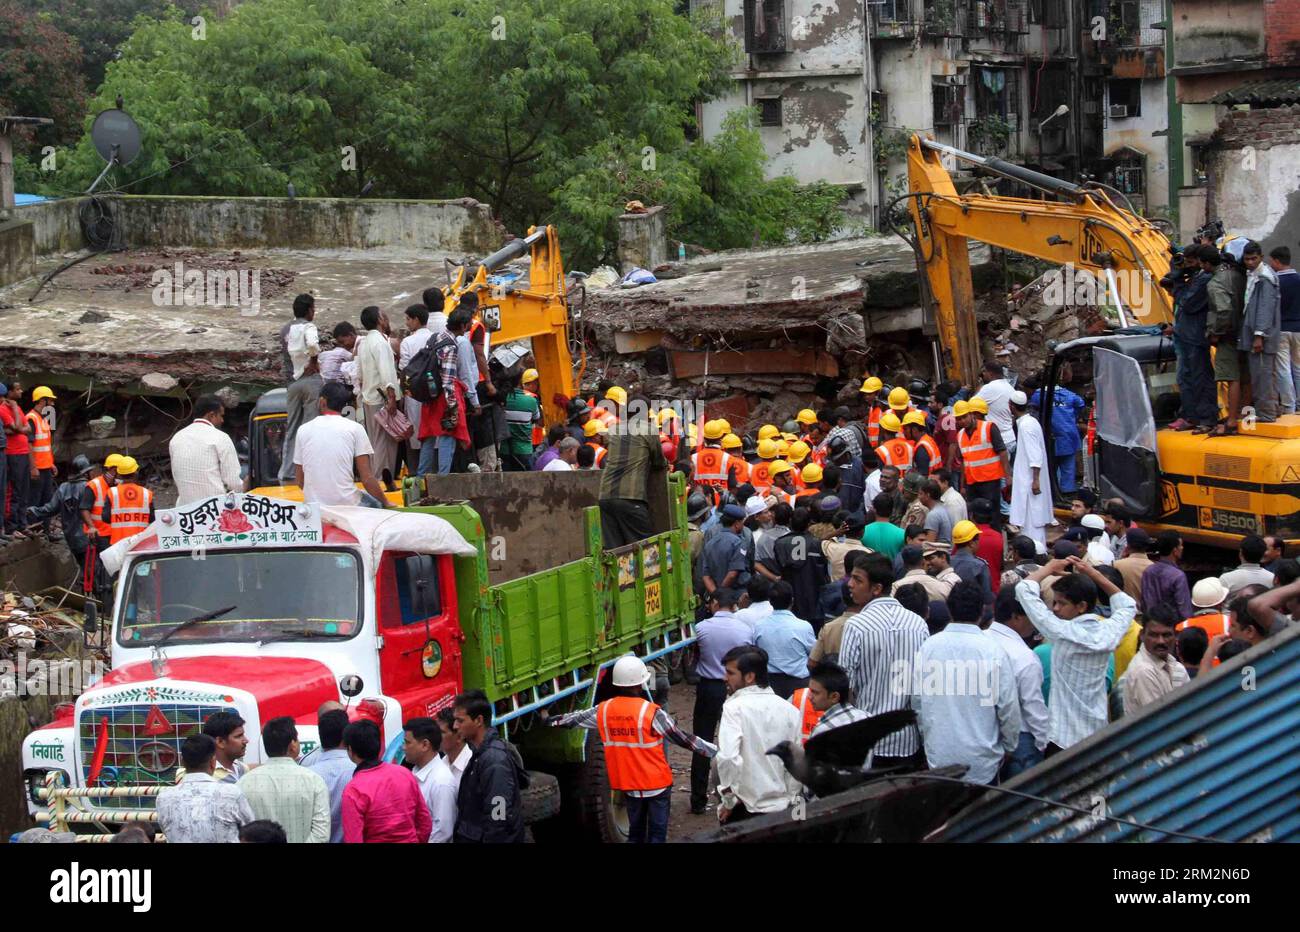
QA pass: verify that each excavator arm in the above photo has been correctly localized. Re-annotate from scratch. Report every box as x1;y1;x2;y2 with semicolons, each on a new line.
446;224;577;425
903;134;1176;385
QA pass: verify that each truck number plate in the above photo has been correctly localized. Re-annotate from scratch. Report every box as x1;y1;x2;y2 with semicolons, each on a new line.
1198;507;1262;534
644;581;662;617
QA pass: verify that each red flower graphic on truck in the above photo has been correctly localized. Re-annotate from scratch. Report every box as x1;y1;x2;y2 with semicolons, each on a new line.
218;507;256;536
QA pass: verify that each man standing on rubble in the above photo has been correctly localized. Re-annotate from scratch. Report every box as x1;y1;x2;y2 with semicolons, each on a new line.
0;381;33;538
356;306;402;482
598;404;667;548
28;454;94;563
25;386;57;537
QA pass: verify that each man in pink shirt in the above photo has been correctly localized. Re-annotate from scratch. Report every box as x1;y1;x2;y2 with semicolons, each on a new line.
340;720;431;843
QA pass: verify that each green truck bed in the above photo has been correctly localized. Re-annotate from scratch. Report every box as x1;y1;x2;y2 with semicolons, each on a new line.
400;471;696;764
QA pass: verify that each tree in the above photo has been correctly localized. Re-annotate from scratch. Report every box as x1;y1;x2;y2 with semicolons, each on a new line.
0;2;87;151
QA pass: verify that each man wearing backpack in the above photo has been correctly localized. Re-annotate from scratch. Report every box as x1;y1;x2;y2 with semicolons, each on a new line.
413;307;472;475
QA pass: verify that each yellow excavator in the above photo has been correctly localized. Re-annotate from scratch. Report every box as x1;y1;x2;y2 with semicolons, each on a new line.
902;134;1300;551
246;224;579;494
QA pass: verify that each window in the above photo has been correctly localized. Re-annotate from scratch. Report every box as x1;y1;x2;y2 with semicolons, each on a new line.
392;555;442;626
1108;79;1141;118
744;0;787;53
758;97;783;127
876;0;911;22
933;83;964;128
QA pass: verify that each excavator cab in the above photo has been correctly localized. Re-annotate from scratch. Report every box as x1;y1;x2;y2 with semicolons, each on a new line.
1043;334;1174;518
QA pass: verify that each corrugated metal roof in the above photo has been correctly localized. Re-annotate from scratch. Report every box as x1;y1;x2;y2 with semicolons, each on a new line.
1210;79;1300;105
932;621;1300;842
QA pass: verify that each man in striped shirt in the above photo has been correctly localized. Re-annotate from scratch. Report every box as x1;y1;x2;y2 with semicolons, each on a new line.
1014;556;1138;753
837;555;929;769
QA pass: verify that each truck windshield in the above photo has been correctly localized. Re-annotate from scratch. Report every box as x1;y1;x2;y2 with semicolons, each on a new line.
118;549;361;646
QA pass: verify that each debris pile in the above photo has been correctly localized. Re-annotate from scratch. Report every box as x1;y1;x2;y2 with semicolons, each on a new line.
89;249;298;298
0;590;106;699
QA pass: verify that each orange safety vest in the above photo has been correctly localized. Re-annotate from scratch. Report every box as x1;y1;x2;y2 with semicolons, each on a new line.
585;442;607;468
866;407;883;448
691;447;729;488
749;460;775;494
876;437;914;473
728;455;750;486
86;475;112;538
26;410;53;470
914;434;942;475
790;688;823;745
468;320;489;384
596;696;674;792
958;420;1005;483
770;486;797;506
107;482;153;545
1178;612;1229;666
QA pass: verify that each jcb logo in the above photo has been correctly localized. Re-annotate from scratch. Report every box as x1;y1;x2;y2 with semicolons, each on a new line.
1159;481;1180;516
1198;506;1214;529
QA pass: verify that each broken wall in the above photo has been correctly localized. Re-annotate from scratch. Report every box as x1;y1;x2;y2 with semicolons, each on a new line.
0;219;34;289
1207;104;1300;247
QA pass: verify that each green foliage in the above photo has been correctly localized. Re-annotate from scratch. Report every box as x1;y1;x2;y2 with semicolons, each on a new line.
551;110;846;267
0;1;87;151
967;114;1012;154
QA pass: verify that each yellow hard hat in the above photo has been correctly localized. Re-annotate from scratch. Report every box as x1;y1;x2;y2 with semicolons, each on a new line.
888;387;911;411
104;454;126;470
796;408;818;426
757;424;780;441
721;433;742;450
583;419;605;438
716;418;732;435
902;410;927;428
657;408;678;425
703;419;727;441
31;386;57;403
687;423;698;441
781;432;799;444
769;459;793;477
800;463;824;484
952;520;980;545
604;386;627;406
860;376;883;394
776;439;791;457
522;368;540;385
952;400;971;417
787;441;811;464
757;438;780;459
879;412;902;433
115;456;139;477
968;396;989;415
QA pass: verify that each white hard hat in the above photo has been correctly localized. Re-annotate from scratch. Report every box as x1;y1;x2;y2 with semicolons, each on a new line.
1191;577;1228;609
744;495;769;518
611;654;651;688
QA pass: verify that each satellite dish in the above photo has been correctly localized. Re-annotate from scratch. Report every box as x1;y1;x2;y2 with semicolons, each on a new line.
90;108;141;167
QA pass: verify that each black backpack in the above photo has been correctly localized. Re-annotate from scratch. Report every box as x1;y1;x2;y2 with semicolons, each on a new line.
404;333;456;403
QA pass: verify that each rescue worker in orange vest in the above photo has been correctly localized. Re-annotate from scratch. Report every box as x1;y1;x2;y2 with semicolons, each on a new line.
794;462;823;502
721;433;749;485
593;386;625;429
546;654;717;843
785;440;811;490
583;419;609;468
789;686;823;745
954;399;1009;529
520;369;546;450
768;459;798;505
691;420;732;491
26;386;58;535
859;376;886;448
874;412;914;473
795;408;818;445
902;410;942;476
748;438;781;495
80;454;124;550
757;424;781;444
1177;577;1231;667
104;457;155;546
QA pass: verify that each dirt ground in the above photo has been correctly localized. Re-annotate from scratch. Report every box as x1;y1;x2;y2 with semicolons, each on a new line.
661;679;720;841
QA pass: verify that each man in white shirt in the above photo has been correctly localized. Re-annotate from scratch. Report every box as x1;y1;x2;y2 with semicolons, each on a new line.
974;360;1017;455
1008;391;1055;547
912;581;1020;785
293;381;391;507
157;734;254;844
238;717;331;843
936;469;967;526
403;717;457;843
355;306;401;481
1219;534;1275;596
716;645;802;823
168;395;245;505
319;322;357;383
1014;556;1138;753
436;710;473;793
399;305;435;473
732;576;774;629
1079;514;1116;566
542;437;579;471
422;287;449;335
988;588;1051;778
1118;605;1189;715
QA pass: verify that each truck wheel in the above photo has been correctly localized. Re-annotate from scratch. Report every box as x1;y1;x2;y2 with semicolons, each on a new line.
521;771;561;825
574;732;629;844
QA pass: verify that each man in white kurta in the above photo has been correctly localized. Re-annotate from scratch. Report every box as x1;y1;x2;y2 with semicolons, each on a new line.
1009;391;1055;547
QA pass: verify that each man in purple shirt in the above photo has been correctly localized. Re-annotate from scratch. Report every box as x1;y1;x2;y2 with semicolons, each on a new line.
689;587;756;814
341;720;431;843
532;425;567;471
1140;530;1194;620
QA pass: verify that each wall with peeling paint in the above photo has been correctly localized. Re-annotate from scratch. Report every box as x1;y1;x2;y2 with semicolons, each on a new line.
1104;78;1172;214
